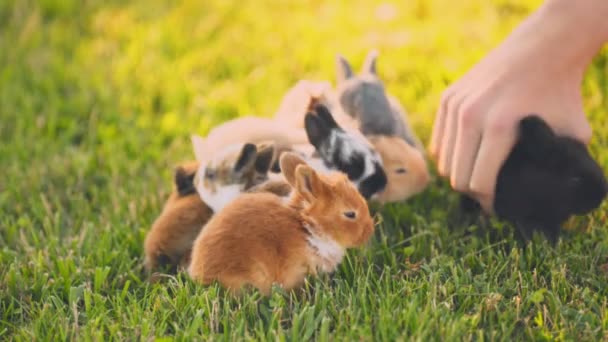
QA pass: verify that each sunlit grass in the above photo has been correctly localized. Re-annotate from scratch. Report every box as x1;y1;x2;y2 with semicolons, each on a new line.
1;0;607;339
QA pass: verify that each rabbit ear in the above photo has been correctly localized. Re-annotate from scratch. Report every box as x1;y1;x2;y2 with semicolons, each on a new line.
337;55;354;83
254;143;276;174
233;143;258;174
279;152;308;186
294;164;327;202
362;49;378;75
305;112;333;150
191;134;206;162
518;115;556;157
174;165;197;196
313;104;339;129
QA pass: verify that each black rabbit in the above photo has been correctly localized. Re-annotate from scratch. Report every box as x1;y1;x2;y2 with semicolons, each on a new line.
461;115;608;242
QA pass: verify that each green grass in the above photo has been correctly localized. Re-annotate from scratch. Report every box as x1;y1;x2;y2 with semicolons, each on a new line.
2;0;608;340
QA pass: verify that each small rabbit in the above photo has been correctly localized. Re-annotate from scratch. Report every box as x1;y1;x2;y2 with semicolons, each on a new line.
334;50;430;203
144;142;277;273
367;135;430;203
191;140;276;212
144;161;211;273
335;50;423;149
461;115;608;242
303;104;387;199
188;152;375;295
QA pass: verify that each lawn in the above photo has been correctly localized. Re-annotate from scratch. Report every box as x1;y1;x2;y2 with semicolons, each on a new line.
2;0;608;340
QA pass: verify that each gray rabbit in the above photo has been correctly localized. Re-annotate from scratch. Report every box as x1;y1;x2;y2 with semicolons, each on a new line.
330;50;430;202
335;50;423;151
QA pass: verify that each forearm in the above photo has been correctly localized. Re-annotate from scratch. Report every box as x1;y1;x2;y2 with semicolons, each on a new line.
486;0;608;78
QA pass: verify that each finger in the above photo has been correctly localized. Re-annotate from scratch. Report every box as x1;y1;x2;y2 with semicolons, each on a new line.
450;106;482;192
475;193;494;215
438;95;467;177
429;91;453;159
280;80;310;105
286;80;311;97
469;119;517;213
308;81;332;98
429;104;446;160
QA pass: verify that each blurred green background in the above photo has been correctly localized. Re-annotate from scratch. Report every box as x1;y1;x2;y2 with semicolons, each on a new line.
2;0;608;339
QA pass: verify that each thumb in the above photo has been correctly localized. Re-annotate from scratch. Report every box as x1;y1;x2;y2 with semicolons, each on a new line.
570;112;592;144
308;81;332;98
547;110;591;145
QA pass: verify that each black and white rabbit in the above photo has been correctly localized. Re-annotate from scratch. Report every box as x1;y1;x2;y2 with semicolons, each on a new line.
303;103;388;199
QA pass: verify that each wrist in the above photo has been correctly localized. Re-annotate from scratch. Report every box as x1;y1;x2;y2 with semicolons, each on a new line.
537;0;608;67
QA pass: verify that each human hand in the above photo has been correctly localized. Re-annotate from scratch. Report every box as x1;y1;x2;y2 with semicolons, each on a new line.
274;80;333;125
429;0;605;213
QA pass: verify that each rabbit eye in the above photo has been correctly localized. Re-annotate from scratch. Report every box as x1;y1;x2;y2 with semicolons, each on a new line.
395;168;407;174
343;211;356;219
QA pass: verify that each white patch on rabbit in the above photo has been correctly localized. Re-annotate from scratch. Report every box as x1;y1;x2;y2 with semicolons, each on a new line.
357;154;381;187
197;182;243;213
280;194;293;205
268;172;285;182
304;156;333;174
209;143;246;165
193;143;251;212
288;144;334;175
304;224;345;273
330;129;383;185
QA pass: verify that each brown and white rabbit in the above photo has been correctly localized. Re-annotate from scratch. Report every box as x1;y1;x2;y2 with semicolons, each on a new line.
188;152;375;295
144;142;276;273
191;139;277;212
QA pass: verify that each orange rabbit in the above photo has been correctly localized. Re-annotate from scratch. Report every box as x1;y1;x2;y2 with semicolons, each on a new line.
144;162;210;273
188;152;375;295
